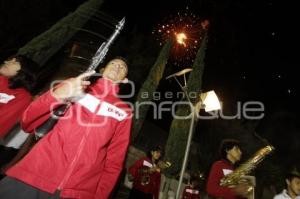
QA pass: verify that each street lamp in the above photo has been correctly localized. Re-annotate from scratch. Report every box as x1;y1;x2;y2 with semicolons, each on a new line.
167;68;221;199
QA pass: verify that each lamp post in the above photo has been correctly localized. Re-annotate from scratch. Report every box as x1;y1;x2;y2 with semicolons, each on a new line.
167;69;221;199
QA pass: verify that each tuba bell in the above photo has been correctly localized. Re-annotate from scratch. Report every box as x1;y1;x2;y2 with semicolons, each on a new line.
220;145;274;199
220;145;274;187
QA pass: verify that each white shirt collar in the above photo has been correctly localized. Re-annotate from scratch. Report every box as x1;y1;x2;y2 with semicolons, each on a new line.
281;189;300;199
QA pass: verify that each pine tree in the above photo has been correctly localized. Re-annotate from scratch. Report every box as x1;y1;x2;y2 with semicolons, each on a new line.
18;0;104;66
165;34;207;176
131;39;173;142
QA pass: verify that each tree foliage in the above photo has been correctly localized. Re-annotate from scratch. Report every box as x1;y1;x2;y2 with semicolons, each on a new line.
131;39;173;142
164;34;207;176
18;0;104;66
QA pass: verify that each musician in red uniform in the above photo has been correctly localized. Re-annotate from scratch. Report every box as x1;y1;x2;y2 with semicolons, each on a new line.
0;57;132;199
206;139;249;199
0;55;40;177
128;146;163;199
0;55;39;138
182;176;201;199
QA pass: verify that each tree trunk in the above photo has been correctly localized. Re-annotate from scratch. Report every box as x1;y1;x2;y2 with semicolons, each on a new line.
165;34;207;176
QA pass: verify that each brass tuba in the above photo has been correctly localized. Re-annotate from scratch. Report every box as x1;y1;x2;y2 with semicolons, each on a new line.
220;145;274;187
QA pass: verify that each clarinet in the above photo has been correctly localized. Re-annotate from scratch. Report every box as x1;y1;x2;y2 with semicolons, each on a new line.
35;17;126;138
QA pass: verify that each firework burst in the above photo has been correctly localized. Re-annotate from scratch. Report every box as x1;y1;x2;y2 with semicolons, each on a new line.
152;8;208;66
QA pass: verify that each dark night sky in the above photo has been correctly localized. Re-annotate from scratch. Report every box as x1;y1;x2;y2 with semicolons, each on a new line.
101;0;299;113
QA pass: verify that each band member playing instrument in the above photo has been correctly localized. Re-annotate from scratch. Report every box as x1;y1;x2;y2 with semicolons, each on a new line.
0;57;132;199
0;55;40;138
0;55;41;177
206;139;249;199
128;146;163;199
181;175;201;199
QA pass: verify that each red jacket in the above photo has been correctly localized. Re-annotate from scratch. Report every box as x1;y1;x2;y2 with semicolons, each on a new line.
7;79;132;199
182;185;200;199
206;159;240;199
128;157;161;199
0;76;32;138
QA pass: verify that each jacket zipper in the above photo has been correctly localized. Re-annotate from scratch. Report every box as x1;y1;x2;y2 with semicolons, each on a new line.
57;103;100;190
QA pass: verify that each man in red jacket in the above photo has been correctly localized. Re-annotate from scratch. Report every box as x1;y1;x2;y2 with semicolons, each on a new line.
128;146;163;199
0;57;132;199
206;139;249;199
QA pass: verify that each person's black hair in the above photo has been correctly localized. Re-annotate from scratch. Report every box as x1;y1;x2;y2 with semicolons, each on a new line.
219;139;241;160
113;56;129;68
89;56;129;84
190;175;200;183
147;146;163;163
7;55;40;95
286;166;300;182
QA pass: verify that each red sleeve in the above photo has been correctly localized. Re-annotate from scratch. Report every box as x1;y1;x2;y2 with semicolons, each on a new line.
95;114;132;199
0;92;31;138
128;158;145;179
21;90;62;133
181;187;188;199
206;162;236;197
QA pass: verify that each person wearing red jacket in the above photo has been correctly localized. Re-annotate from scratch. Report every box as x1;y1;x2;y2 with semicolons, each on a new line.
206;139;249;199
0;55;40;176
182;176;201;199
0;55;39;138
128;146;162;199
0;57;133;199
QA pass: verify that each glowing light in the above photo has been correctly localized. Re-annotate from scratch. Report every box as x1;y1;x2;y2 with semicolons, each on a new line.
153;7;209;66
200;90;221;112
176;32;187;47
